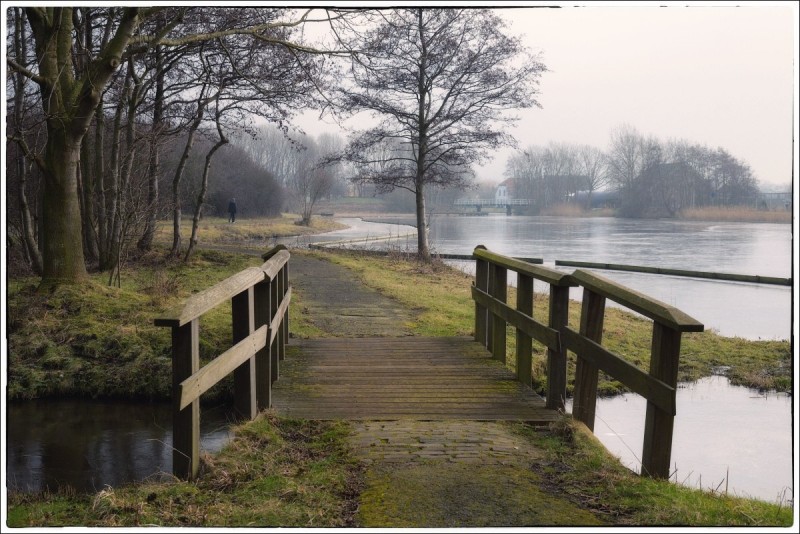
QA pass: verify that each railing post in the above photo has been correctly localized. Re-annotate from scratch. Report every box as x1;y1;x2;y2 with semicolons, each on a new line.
172;319;200;480
546;285;570;410
282;262;290;348
641;323;682;478
270;274;280;384
489;263;508;362
254;279;272;411
277;265;286;362
516;273;533;386
474;248;489;348
232;287;257;420
572;289;605;430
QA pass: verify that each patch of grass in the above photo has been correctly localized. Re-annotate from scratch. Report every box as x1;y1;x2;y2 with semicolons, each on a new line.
151;214;347;248
6;413;364;528
6;248;263;401
512;418;793;526
308;249;791;395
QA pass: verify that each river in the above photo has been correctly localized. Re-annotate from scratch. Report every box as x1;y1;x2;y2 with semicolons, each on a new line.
6;214;795;505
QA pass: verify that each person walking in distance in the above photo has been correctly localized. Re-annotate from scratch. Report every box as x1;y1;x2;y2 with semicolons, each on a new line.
228;198;237;223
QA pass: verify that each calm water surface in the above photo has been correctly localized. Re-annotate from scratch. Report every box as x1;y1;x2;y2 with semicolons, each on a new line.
6;400;234;493
566;376;793;504
429;215;793;340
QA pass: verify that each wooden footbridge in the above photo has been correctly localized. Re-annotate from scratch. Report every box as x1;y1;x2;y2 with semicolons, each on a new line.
156;245;703;482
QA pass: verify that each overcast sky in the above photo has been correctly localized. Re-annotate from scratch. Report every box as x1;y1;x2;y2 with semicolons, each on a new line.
296;2;797;188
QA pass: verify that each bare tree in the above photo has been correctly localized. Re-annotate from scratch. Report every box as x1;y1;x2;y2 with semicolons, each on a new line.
332;8;545;260
7;6;341;288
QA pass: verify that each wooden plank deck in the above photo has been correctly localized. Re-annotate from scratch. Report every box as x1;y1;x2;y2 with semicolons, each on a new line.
272;337;559;423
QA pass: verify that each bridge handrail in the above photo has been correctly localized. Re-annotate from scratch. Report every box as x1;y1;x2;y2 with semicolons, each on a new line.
470;246;704;480
471;245;574;411
155;249;289;327
154;245;291;480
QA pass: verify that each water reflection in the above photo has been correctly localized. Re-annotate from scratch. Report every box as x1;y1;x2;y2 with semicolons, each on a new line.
6;400;234;493
566;376;793;504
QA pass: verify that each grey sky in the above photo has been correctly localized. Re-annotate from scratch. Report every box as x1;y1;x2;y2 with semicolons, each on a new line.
297;2;797;187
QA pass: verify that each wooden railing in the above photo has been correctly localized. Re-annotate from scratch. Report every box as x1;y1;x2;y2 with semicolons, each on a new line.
155;245;291;480
471;247;704;479
472;245;577;410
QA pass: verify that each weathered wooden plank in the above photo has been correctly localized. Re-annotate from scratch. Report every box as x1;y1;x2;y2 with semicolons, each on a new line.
561;327;675;414
570;270;704;332
155;267;264;327
179;325;268;410
473;247;576;286
556;259;791;286
273;337;557;423
471;286;560;351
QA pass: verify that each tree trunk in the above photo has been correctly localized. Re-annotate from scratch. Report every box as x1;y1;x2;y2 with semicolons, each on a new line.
40;126;88;287
184;137;227;262
138;46;164;252
414;185;430;261
80;137;99;262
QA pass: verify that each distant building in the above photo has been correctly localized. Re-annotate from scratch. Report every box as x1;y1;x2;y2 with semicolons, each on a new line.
495;179;514;203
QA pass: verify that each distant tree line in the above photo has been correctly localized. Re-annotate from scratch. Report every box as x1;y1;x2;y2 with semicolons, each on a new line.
504;124;762;217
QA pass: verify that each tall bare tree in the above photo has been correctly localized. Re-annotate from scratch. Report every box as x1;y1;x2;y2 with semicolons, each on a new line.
332;8;546;260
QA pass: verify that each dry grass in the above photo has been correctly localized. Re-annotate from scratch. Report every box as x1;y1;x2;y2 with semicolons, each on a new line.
679;206;791;224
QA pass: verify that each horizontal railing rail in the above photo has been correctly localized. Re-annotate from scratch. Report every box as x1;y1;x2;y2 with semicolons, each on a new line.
155;245;291;480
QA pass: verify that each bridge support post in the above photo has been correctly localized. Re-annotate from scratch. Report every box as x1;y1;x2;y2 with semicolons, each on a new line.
546;286;570;410
233;287;257;420
172;319;200;480
641;324;682;479
474;248;489;348
515;274;533;386
254;280;272;410
572;289;605;430
488;263;508;362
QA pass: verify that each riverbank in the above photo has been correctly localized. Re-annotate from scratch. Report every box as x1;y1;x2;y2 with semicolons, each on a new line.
5;248;794;527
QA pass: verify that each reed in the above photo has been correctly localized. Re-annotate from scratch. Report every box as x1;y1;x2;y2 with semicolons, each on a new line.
679;206;791;224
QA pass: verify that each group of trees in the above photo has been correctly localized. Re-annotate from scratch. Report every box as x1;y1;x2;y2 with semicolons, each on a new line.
504;125;761;217
7;6;544;285
6;7;340;285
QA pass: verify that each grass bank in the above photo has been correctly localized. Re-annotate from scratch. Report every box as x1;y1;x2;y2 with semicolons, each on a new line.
152;213;347;248
6;414;364;527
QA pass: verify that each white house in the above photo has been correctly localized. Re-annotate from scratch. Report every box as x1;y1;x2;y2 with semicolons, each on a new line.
495;179;513;203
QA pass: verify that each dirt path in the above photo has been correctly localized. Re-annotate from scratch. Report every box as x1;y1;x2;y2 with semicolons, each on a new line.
284;250;604;527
